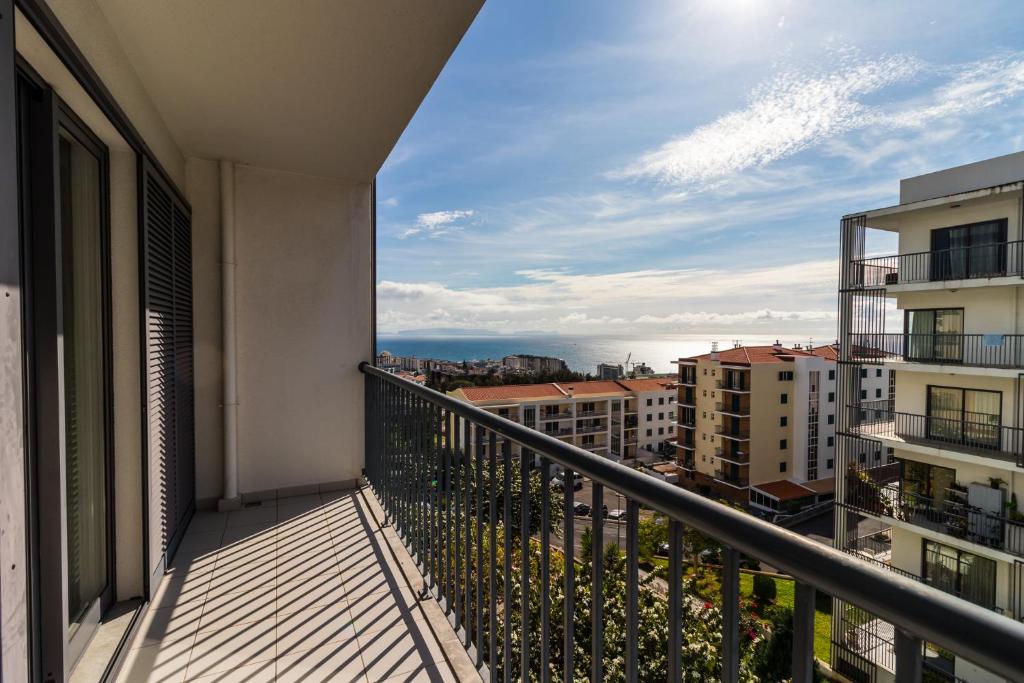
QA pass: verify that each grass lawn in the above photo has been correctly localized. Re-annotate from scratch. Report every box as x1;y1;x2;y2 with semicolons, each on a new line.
738;573;831;664
641;561;833;664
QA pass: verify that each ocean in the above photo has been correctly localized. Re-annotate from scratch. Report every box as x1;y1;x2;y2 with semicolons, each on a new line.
375;334;798;374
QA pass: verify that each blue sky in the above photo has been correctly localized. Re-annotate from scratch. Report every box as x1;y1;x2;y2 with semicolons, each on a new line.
376;0;1024;339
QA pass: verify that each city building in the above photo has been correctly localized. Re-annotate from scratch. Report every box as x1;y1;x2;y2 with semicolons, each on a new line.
502;353;568;374
596;362;624;379
449;377;676;463
835;151;1024;683
673;343;888;512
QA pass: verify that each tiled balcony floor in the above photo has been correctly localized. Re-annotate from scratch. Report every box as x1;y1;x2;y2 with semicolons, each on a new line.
118;488;475;682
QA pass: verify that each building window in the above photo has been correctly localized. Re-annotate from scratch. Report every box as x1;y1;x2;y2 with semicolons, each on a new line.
646;429;652;437
703;368;707;375
828;392;834;403
876;368;882;378
860;368;867;378
702;411;706;418
668;412;674;420
780;416;787;427
827;414;834;425
659;412;664;420
860;389;867;399
826;458;834;469
646;414;652;422
780;393;788;404
778;371;793;381
779;439;787;449
779;462;787;472
646;398;653;406
669;396;675;403
828;369;835;380
659;397;665;405
875;388;882;398
827;436;834;447
923;541;996;609
702;390;707;397
658;427;664;435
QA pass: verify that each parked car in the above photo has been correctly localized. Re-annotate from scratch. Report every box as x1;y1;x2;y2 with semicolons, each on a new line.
573;501;591;516
656;542;670;557
551;477;583;492
698;548;759;568
607;509;627;521
590;504;609;518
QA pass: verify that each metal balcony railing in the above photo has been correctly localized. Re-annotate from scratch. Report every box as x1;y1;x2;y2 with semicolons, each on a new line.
575;424;605;435
845;241;1024;289
848;333;1024;369
575;410;604;419
846;480;1024;561
715;424;750;441
361;363;1024;682
540;411;573;421
847;401;1024;467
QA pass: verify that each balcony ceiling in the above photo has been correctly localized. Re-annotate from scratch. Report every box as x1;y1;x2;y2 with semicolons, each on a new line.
96;0;482;181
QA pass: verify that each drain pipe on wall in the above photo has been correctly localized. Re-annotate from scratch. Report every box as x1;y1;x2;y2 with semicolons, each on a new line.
219;160;241;510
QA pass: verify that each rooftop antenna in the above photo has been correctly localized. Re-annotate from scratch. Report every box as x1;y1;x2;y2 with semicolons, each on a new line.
733;339;742;349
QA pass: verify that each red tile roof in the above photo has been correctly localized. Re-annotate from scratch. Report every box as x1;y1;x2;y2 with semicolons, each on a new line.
455;384;566;401
682;345;815;365
752;479;816;501
559;380;628;396
809;345;839;361
615;378;675;392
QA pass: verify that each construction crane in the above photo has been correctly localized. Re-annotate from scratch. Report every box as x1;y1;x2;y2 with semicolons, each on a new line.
623;352;631;379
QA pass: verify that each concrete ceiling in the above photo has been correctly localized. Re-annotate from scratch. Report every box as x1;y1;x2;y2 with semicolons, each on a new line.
96;0;483;181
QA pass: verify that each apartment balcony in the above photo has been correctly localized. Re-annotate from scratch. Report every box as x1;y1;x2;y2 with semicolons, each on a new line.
846;480;1024;560
720;379;750;394
849;333;1024;372
847;401;1024;467
575;424;606;435
119;489;474;681
715;447;750;465
575;410;605;419
715;401;751;418
543;427;574;437
540;411;574;421
713;468;749;489
715;424;751;441
845;241;1024;291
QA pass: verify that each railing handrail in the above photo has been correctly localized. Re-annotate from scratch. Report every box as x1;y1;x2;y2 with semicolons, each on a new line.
851;239;1024;266
361;362;1024;680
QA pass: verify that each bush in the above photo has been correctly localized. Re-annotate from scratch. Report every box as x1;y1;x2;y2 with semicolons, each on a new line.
752;605;793;682
752;574;777;604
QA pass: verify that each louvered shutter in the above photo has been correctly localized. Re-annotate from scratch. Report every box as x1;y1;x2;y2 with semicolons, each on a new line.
141;160;194;589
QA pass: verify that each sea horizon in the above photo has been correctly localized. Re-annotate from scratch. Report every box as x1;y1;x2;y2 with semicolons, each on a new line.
376;332;834;374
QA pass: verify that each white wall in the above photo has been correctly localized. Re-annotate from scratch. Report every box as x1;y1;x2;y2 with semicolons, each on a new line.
895;196;1021;255
185;158;223;504
234;165;372;495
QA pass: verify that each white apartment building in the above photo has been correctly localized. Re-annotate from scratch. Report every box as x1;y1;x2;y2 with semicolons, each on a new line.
449;378;675;464
835;151;1024;683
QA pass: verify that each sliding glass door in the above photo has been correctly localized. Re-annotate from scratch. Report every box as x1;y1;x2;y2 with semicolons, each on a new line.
929;220;1007;281
18;72;113;677
905;309;963;362
59;131;109;637
926;386;1001;450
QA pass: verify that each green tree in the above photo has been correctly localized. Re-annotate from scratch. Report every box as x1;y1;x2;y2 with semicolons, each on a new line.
637;514;667;563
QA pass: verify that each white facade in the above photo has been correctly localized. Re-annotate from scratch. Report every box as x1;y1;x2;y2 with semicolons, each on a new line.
837;152;1024;682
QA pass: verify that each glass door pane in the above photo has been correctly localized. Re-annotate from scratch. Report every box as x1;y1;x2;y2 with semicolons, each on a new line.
933;309;963;362
963;389;1000;450
59;132;108;628
968;220;1005;278
927;387;963;444
906;310;935;361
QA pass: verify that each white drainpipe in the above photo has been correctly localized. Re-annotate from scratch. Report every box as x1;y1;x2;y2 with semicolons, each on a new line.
220;160;239;506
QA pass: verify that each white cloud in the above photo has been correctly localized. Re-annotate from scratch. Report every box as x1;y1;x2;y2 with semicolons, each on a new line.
377;259;839;336
398;209;476;239
618;51;1024;187
381;197;399;207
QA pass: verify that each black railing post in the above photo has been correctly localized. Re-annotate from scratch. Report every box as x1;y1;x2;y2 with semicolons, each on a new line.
792;582;816;683
625;500;640;683
520;448;532;682
592;481;604;683
563;466;575;683
721;547;740;683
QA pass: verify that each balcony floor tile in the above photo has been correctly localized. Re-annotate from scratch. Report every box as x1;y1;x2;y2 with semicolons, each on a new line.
118;489;473;683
